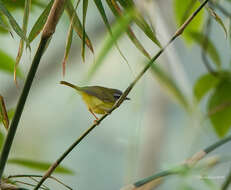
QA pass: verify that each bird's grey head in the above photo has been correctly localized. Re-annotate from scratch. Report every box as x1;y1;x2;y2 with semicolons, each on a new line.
113;90;130;100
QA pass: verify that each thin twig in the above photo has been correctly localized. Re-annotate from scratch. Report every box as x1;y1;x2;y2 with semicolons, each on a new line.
33;0;211;189
29;177;49;190
209;1;231;18
222;167;231;190
14;180;47;190
7;174;73;190
121;134;231;189
0;0;67;181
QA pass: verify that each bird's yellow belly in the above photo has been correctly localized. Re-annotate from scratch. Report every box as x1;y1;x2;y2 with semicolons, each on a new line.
81;93;114;114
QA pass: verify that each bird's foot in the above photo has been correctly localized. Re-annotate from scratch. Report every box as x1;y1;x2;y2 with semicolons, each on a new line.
94;119;99;125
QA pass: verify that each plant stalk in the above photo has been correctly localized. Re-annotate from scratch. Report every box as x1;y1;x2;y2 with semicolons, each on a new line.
0;0;67;181
0;36;49;180
34;0;210;189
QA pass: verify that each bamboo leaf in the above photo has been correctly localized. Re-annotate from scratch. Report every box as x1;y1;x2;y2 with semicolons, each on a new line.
194;73;221;102
62;18;75;77
93;0;130;65
149;63;189;110
65;0;94;53
106;0;151;59
28;0;53;43
117;0;161;47
0;95;9;130
189;32;221;68
209;8;227;38
0;49;23;77
208;79;231;137
198;0;227;38
14;0;31;85
0;14;10;32
8;158;74;174
87;9;135;80
93;0;111;31
0;0;29;45
174;0;204;43
81;0;88;62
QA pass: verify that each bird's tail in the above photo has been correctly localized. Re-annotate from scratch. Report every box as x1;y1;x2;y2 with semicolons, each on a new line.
60;81;82;91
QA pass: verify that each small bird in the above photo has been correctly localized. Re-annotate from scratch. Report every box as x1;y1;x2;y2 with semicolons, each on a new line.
60;81;130;120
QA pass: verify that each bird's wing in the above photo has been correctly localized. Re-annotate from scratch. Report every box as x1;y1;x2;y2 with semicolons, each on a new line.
82;86;117;103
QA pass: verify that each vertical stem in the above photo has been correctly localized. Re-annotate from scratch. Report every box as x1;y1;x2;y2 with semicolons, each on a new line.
0;36;49;179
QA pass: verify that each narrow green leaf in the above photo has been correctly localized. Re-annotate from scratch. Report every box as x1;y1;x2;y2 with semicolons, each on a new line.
0;14;10;32
194;73;221;102
87;9;135;80
208;8;227;38
65;0;94;53
149;63;189;110
0;95;9;130
117;0;161;47
93;0;129;66
62;17;74;76
106;0;151;59
15;0;31;84
208;79;231;137
0;130;4;150
174;0;204;43
28;0;53;43
197;0;227;38
81;0;88;62
8;158;74;174
93;0;111;31
189;32;221;68
62;0;80;76
0;0;29;44
0;50;22;77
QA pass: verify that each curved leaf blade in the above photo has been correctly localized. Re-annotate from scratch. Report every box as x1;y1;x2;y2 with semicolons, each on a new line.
0;0;29;44
208;79;231;137
189;32;221;68
174;0;204;43
65;0;94;53
149;63;189;110
8;158;74;174
28;0;53;43
15;0;31;84
0;50;22;77
87;9;135;80
194;73;221;102
0;95;9;130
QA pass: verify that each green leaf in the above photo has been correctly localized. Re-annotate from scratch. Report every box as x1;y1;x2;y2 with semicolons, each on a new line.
15;0;31;83
0;130;4;150
93;0;111;31
1;0;44;10
174;0;204;43
194;73;221;102
189;32;221;68
28;0;54;43
81;0;88;62
149;63;189;110
106;0;151;59
117;0;161;47
0;50;22;77
208;79;231;137
8;158;74;174
0;14;10;33
65;0;94;53
0;95;9;130
86;8;135;80
62;14;74;76
0;0;29;45
207;7;227;38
